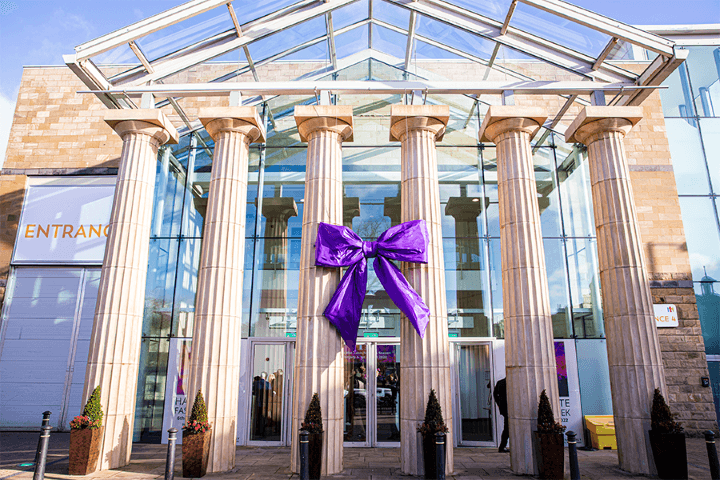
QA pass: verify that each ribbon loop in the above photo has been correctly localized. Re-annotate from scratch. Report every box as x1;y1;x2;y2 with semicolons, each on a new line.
315;220;431;351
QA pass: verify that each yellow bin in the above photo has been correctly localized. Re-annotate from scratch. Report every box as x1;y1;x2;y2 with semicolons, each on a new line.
585;415;617;450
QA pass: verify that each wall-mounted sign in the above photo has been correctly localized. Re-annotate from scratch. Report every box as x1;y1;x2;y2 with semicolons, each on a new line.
13;180;115;265
654;304;679;328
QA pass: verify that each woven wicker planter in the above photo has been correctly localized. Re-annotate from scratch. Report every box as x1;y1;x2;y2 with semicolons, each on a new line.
68;427;103;475
182;430;211;478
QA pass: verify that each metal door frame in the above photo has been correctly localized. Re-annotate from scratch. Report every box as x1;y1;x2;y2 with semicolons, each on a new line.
450;338;496;447
245;338;295;446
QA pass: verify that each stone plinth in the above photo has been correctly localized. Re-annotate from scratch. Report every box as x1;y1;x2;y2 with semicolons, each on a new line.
390;104;454;476
86;110;177;470
187;107;265;473
566;106;666;475
479;106;559;475
291;105;353;476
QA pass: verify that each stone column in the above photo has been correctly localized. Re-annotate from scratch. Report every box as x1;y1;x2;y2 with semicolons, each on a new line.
291;106;353;475
390;105;454;476
186;107;265;472
479;106;559;475
86;110;177;470
566;106;665;475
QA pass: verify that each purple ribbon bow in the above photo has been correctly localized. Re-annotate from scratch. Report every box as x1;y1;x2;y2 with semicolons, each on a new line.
315;219;431;351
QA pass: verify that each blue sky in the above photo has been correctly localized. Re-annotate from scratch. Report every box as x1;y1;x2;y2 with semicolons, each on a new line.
0;0;718;166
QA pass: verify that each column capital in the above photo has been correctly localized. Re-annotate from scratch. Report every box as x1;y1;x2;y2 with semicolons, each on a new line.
478;106;546;143
389;104;449;142
199;107;266;143
104;109;179;145
294;105;354;142
565;106;642;145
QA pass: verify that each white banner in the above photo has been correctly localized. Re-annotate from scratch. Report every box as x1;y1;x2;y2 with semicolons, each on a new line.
555;340;583;446
162;338;192;444
13;182;114;264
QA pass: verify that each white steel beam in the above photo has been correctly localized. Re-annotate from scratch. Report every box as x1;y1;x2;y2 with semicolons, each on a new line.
500;0;518;36
227;3;242;36
517;0;675;56
592;37;618;70
532;93;577;152
619;48;689;106
404;11;417;70
326;12;338;69
385;0;638;83
128;41;155;74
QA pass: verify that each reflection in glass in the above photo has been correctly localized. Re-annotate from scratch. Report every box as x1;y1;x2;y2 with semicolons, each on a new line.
566;239;604;338
684;46;720;118
376;345;401;443
666;118;710;194
534;147;562;237
697;279;720;356
172;238;201;338
344;345;368;443
144;238;179;337
489;239;504;338
457;344;493;442
133;338;169;443
678;197;720;280
700;119;720;190
250;344;286;441
544;240;572;338
556;144;596;237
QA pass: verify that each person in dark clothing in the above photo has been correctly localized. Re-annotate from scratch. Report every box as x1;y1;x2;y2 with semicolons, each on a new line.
493;378;509;453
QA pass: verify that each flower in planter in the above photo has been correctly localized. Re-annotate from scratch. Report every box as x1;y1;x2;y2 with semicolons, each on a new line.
301;393;324;434
70;386;103;430
537;389;565;434
183;390;212;435
417;389;448;436
651;388;683;434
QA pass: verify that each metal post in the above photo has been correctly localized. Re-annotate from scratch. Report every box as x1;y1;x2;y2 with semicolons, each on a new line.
33;411;52;466
435;432;446;480
706;431;720;480
299;430;309;480
165;428;178;480
567;430;580;480
33;425;51;480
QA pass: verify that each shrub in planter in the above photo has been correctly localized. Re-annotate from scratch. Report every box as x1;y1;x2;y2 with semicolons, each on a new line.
301;393;324;480
649;388;687;480
182;390;211;478
69;386;104;475
417;389;448;480
534;389;565;480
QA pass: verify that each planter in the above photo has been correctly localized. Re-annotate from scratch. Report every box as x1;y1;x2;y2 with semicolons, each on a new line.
534;432;564;480
422;433;439;479
649;430;688;479
308;432;323;480
183;430;211;478
68;426;103;475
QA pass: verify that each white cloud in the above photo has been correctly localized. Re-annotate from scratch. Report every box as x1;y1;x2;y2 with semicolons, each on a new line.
0;90;16;170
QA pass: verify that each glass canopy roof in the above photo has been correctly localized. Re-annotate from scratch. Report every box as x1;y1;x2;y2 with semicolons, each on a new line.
64;0;686;130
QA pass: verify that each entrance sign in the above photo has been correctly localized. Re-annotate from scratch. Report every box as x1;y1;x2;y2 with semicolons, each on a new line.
13;180;115;264
162;338;192;444
654;304;679;327
555;340;583;446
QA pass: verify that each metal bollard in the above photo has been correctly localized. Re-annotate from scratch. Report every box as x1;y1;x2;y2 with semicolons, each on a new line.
33;425;52;480
706;431;720;480
435;432;446;480
567;430;580;480
299;430;309;480
165;428;178;480
33;411;52;466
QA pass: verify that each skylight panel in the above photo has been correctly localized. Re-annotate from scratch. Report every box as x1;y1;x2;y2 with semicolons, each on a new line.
247;16;326;63
335;25;370;60
373;1;410;30
332;0;370;30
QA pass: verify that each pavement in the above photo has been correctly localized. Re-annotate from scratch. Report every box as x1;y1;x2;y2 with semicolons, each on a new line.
1;432;718;479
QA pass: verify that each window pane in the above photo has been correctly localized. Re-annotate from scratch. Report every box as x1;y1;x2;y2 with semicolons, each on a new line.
666;118;711;195
144;238;180;337
679;197;720;280
566;238;604;338
544;239;571;338
700;118;720;190
660;62;697;118
696;281;720;356
556;143;596;237
684;46;720;118
133;337;169;443
173;238;201;338
535;147;562;237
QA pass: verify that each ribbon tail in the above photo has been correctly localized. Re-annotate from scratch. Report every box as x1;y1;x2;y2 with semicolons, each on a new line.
374;256;430;339
323;260;367;351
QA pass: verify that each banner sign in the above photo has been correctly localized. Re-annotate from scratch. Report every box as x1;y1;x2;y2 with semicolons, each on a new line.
13;183;114;264
555;340;583;446
162;338;192;444
654;304;679;327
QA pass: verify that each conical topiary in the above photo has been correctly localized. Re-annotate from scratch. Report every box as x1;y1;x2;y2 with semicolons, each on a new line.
651;388;683;434
82;386;104;427
537;389;565;434
189;390;209;423
301;393;324;434
418;389;448;436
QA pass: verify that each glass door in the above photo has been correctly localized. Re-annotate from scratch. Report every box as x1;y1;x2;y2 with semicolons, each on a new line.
454;343;495;446
344;344;368;444
376;344;400;444
248;342;293;445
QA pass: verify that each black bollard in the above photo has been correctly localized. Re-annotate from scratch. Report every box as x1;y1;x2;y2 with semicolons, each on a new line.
435;432;446;480
299;430;310;480
165;428;178;480
567;430;580;480
33;425;51;480
706;431;720;480
33;411;52;466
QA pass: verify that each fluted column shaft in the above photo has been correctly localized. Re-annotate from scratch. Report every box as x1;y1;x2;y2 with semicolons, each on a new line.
187;109;264;473
291;106;353;475
567;107;665;475
390;105;454;476
480;107;559;475
87;112;177;470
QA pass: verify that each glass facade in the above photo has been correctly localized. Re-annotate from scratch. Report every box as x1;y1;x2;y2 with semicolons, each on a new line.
133;58;606;441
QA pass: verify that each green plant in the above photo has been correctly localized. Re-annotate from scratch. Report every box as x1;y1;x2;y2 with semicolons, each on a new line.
301;393;324;434
70;386;103;430
537;389;565;434
651;388;683;434
417;389;448;436
183;390;211;434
